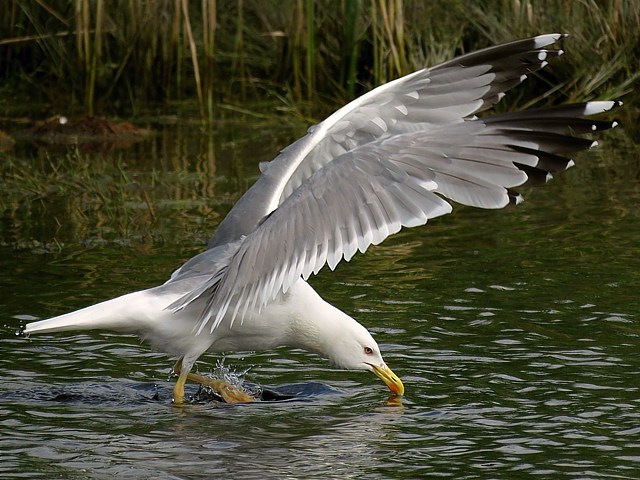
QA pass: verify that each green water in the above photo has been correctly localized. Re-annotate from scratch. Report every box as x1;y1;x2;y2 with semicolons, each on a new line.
1;118;639;479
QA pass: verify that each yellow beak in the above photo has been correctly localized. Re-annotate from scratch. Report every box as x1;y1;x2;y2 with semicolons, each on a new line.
370;363;404;396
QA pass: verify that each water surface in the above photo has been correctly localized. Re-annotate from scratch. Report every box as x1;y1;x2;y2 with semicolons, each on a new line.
1;116;639;479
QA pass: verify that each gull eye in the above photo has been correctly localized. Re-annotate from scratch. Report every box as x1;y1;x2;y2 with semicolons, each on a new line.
364;346;374;355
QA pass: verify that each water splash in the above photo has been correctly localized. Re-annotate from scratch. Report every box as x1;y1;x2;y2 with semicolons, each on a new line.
193;357;262;402
210;357;252;388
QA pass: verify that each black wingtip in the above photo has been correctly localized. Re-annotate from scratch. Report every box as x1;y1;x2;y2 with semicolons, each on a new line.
508;190;524;206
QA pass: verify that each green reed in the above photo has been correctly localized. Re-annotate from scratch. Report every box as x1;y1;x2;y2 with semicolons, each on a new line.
0;0;637;120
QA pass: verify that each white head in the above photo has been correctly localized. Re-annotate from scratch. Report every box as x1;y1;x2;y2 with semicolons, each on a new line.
323;315;404;396
290;292;404;396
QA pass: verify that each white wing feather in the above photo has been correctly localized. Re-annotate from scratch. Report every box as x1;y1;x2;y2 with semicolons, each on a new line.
164;34;620;334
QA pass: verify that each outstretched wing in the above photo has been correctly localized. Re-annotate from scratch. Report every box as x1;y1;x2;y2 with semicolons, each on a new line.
209;34;567;247
174;99;619;333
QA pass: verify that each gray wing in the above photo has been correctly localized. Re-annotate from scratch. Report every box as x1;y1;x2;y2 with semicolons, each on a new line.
172;100;619;333
209;33;567;247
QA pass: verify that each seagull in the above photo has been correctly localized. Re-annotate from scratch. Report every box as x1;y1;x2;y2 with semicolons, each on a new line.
24;34;620;404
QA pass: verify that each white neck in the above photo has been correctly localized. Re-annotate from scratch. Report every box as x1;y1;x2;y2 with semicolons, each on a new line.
280;280;366;368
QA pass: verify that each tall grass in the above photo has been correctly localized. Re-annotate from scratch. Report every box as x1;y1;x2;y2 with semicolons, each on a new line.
465;0;640;106
0;0;637;119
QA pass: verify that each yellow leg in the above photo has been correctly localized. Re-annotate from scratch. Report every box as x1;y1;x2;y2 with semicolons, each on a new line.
186;371;255;403
172;358;255;404
172;358;188;405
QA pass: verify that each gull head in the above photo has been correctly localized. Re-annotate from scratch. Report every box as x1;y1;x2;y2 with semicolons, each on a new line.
286;280;404;396
320;314;405;396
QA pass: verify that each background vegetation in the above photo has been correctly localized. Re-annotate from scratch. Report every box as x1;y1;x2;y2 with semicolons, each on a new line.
1;0;638;121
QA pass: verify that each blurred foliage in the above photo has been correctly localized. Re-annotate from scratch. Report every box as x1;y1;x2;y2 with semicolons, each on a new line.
0;0;637;120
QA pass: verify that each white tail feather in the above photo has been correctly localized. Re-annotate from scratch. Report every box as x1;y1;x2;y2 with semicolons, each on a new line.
24;290;165;335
